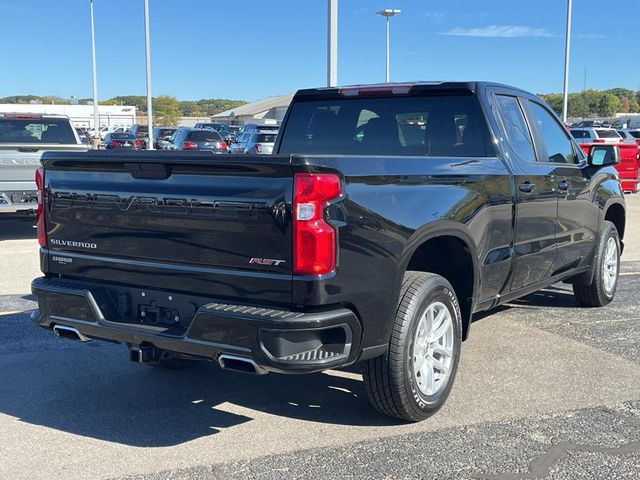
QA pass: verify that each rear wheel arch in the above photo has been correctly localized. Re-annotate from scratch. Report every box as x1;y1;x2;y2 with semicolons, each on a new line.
604;201;625;240
400;225;479;340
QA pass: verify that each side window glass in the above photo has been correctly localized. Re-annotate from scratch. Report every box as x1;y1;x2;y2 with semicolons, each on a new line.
527;101;578;164
495;95;536;163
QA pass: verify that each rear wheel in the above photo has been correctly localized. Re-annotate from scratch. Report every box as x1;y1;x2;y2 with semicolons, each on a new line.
363;272;462;422
573;221;620;307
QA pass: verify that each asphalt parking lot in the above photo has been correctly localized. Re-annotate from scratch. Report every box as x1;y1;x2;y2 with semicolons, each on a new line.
1;196;639;480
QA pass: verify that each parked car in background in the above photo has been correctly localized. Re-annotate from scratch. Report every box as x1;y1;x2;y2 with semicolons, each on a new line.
576;141;639;194
100;132;142;150
0;113;86;213
194;122;237;144
617;129;640;146
75;127;90;146
128;124;149;148
570;128;623;144
171;128;227;153
152;126;177;149
241;123;279;134
612;116;640;130
228;129;278;154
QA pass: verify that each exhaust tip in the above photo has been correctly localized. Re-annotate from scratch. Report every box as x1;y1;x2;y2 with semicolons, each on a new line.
218;354;267;375
52;324;91;342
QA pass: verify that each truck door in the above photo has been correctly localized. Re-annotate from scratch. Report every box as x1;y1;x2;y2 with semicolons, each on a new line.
493;94;558;291
523;100;599;274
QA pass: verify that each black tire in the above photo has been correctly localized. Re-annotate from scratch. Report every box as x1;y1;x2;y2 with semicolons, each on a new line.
363;271;462;422
573;221;620;307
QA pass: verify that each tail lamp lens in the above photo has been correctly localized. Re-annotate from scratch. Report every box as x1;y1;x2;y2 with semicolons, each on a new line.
35;167;46;247
293;173;341;275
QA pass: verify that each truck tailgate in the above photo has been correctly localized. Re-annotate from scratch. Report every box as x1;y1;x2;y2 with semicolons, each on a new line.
0;144;87;183
41;151;293;302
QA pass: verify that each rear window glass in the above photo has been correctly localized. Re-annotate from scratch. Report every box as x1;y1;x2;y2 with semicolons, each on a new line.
629;131;640;139
279;95;490;157
595;129;621;138
570;130;591;139
110;133;137;140
189;130;222;141
256;133;277;143
158;129;175;137
0;118;76;144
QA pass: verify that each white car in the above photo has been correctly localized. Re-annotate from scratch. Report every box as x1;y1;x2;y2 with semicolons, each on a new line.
570;127;623;144
616;129;640;145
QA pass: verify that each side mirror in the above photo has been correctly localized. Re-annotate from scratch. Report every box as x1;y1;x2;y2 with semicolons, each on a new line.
588;144;620;167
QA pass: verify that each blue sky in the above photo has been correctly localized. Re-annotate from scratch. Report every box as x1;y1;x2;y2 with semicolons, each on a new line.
1;0;638;101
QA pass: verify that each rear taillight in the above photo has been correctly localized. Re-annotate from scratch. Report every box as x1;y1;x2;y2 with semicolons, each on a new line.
216;141;228;150
111;140;122;146
182;140;198;149
593;139;606;143
293;173;342;275
132;140;141;148
35;167;46;247
255;144;262;153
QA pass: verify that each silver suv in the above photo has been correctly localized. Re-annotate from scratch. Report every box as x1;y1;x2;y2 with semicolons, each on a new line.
0;113;85;213
229;129;278;154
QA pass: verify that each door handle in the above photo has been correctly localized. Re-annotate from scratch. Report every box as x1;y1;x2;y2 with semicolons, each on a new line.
518;182;535;193
558;179;569;191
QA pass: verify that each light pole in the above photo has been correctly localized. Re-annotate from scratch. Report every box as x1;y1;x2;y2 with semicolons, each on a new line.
89;0;99;142
327;0;338;87
143;0;154;149
562;0;572;123
376;9;401;83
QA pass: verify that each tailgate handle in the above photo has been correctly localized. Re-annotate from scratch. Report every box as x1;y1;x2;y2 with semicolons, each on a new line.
125;163;170;179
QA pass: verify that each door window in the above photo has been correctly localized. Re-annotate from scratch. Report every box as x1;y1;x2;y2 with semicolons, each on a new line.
527;101;579;164
495;95;536;163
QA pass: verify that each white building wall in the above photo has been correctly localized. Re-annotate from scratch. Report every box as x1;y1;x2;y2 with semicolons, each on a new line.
0;104;137;130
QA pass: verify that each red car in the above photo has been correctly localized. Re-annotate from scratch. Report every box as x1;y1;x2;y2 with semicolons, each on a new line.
578;142;639;193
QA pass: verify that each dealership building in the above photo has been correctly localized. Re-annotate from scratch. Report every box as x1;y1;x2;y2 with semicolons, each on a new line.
0;103;137;131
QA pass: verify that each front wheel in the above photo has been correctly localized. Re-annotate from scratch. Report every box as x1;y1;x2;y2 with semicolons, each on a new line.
363;272;462;422
573;220;620;307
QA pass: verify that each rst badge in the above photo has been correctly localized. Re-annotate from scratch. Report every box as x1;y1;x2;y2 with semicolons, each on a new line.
249;258;285;266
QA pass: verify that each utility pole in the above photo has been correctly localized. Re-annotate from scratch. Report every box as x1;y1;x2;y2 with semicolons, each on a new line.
562;0;573;123
376;9;401;83
327;0;338;87
144;0;154;149
89;0;100;143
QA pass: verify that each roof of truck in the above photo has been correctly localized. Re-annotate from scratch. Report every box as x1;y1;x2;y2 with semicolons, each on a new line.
295;81;533;98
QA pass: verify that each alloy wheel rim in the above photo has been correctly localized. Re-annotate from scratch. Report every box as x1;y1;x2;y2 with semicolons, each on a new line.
603;237;618;295
412;301;454;396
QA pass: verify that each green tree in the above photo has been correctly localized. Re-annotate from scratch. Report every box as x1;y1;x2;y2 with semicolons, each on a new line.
568;93;589;117
597;93;621;116
539;93;563;116
100;96;148;111
153;95;181;126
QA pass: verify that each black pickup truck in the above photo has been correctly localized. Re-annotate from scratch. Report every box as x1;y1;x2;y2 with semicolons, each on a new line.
32;82;626;422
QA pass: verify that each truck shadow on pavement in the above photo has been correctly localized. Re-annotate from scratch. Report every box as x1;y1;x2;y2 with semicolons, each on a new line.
0;284;591;448
0;216;37;240
0;340;398;447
